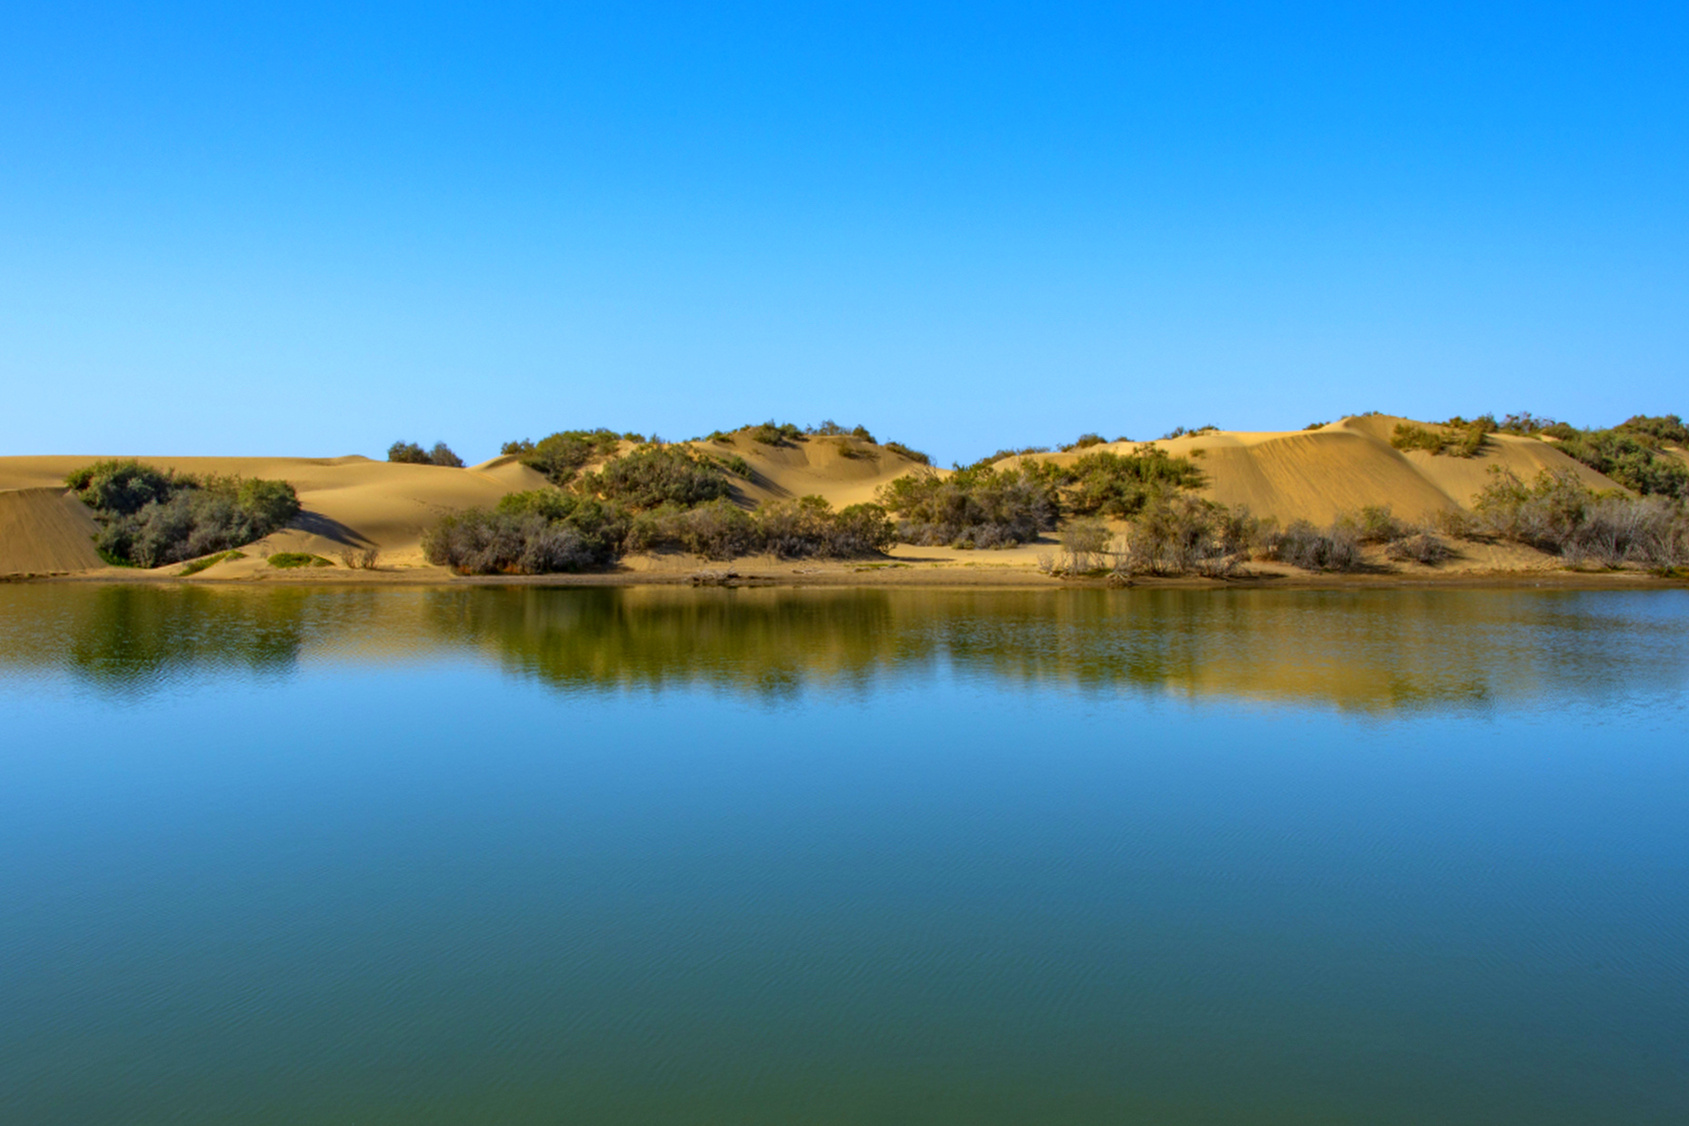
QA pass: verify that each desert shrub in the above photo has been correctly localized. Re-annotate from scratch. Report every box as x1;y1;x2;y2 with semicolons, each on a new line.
423;509;612;574
388;441;430;464
749;496;893;559
878;464;1059;547
1386;533;1455;566
971;446;1051;467
821;503;898;556
1061;433;1106;452
1496;412;1558;435
883;441;931;466
1550;429;1688;498
1056;517;1111;573
1475;468;1688;565
576;447;731;510
389;440;462;467
657;499;762;559
1618;414;1689;446
1562;496;1689;568
1116;495;1257;577
624;496;888;561
67;461;302;568
1305;421;1328;430
1350;505;1408;544
851;425;876;442
1391;419;1490;458
178;550;246;576
832;438;872;460
749;420;805;446
337;546;382;569
268;553;332;569
1063;449;1206;518
713;453;754;476
1433;507;1480;538
65;459;175;514
507;429;625;485
1260;520;1363;571
1473;468;1590;550
1161;425;1218;440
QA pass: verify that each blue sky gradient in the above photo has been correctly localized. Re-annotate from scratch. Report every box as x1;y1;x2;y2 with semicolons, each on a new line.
3;3;1685;464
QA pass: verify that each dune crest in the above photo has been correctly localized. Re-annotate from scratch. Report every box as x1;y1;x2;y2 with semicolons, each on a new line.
0;417;1669;577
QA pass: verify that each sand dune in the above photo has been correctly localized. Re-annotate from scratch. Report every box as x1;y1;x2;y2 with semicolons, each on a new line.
0;418;1662;577
1003;415;1624;524
682;432;930;509
0;488;105;574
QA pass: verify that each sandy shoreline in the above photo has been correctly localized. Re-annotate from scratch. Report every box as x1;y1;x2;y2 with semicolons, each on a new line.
8;559;1682;591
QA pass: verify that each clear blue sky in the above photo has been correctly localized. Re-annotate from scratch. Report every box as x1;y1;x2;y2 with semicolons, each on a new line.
3;3;1685;465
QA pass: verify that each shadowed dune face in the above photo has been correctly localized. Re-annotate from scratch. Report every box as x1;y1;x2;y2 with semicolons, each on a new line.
0;487;105;574
4;584;1684;713
0;418;1655;574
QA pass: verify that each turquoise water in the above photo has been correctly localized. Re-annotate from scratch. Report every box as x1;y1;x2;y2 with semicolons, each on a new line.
1;585;1686;1124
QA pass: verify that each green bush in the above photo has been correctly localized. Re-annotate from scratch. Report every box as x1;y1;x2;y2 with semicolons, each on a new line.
713;453;754;476
178;550;246;576
1618;414;1689;446
1061;433;1106;452
1551;429;1688;498
971;446;1050;467
505;429;624;485
1260;520;1363;571
1391;419;1490;458
1386;533;1455;566
1349;505;1408;544
576;447;732;510
749;420;805;446
268;553;332;569
389;440;464;467
882;441;931;466
423;508;616;574
1473;467;1689;564
877;464;1059;547
67;460;302;568
1063;449;1206;518
1116;495;1257;577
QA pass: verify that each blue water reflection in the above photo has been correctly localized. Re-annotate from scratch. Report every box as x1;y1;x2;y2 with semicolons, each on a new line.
1;586;1685;1124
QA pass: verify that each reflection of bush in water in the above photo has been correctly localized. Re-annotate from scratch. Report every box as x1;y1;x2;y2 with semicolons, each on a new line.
6;585;1682;712
421;587;1687;710
61;585;315;688
424;588;911;695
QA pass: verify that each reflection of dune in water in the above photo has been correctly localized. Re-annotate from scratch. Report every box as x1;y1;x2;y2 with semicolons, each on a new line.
4;585;1685;713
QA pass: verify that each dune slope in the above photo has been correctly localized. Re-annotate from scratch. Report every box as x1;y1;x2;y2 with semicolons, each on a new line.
0;417;1657;576
0;488;105;574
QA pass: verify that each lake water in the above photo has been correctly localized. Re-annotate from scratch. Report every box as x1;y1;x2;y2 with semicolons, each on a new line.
1;584;1686;1124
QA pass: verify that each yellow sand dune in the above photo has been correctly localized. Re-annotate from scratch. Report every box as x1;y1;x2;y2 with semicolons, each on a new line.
0;418;1656;575
0;488;105;574
681;431;931;509
1003;415;1624;525
0;455;553;565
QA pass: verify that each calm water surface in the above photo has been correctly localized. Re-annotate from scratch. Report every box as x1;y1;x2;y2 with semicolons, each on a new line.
1;585;1686;1124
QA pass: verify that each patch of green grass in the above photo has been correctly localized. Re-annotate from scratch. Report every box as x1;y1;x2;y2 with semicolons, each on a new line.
178;550;246;576
268;552;333;569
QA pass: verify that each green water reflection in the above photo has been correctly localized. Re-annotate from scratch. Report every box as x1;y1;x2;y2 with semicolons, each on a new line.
3;584;1683;711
